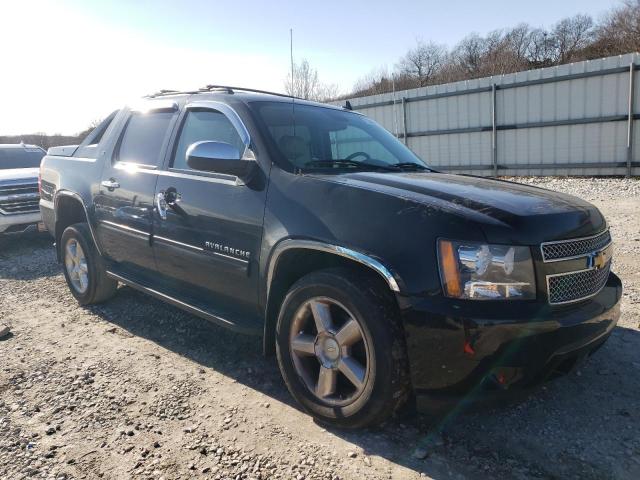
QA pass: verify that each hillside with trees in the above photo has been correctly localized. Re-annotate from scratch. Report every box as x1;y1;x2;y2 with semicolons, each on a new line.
284;0;640;101
349;0;640;97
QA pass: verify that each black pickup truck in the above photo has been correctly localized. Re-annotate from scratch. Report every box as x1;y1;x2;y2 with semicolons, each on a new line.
39;86;621;428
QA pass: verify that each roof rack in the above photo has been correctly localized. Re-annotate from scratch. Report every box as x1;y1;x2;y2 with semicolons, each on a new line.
145;89;200;98
146;84;304;100
200;84;305;100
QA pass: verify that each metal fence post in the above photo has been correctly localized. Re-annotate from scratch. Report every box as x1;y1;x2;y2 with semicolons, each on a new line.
627;62;635;177
491;84;498;176
402;97;408;145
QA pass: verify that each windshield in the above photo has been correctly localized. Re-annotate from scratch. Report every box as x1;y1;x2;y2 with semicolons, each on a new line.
0;147;45;170
251;101;429;173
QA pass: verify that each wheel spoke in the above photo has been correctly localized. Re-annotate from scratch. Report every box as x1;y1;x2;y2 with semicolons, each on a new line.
66;243;76;263
339;356;366;390
309;300;333;334
76;244;85;261
316;366;337;398
79;272;88;290
291;333;316;357
335;319;362;348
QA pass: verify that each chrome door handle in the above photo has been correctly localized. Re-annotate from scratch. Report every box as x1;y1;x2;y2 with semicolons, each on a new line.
155;192;168;220
101;179;120;190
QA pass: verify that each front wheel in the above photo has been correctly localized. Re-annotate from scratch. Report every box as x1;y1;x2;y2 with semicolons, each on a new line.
61;223;117;305
275;268;410;428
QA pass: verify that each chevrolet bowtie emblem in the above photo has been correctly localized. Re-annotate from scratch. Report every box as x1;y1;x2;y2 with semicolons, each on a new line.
590;250;607;270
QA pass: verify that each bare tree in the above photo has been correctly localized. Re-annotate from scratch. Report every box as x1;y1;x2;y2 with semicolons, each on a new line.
590;0;640;57
75;118;104;142
351;67;394;97
451;33;487;77
552;14;595;63
284;59;339;102
396;40;447;87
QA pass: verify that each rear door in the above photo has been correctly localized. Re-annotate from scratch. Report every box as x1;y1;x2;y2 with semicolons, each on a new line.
152;101;267;323
94;101;179;275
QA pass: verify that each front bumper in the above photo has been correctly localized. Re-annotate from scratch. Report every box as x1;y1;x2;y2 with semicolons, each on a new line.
402;272;622;410
0;211;42;234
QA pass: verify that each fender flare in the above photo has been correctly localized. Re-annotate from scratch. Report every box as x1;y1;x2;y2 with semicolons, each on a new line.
53;190;102;256
266;239;402;298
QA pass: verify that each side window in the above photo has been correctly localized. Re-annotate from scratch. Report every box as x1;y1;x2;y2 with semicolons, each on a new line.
117;111;175;166
172;110;245;171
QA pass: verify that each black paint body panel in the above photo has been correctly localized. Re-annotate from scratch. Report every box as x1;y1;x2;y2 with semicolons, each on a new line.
39;91;622;401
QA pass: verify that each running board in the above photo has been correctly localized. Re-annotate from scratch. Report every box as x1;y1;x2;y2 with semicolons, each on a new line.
106;271;263;336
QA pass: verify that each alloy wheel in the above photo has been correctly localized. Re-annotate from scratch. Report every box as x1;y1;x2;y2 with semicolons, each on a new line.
289;297;371;406
64;238;89;294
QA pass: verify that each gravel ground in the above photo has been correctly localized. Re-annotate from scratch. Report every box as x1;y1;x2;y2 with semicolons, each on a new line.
0;177;639;480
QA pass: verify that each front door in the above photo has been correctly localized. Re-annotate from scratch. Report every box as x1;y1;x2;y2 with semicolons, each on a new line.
94;104;179;275
152;102;267;321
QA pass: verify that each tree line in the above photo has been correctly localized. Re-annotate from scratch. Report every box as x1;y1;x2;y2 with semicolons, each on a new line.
287;0;640;100
0;122;99;150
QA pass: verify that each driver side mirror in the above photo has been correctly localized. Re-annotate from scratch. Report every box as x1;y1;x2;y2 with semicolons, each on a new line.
186;141;257;181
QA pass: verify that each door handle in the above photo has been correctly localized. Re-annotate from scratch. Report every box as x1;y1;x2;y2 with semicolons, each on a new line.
101;179;120;191
164;187;181;206
155;192;168;220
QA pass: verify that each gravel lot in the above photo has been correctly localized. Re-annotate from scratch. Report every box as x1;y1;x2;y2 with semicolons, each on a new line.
1;177;639;480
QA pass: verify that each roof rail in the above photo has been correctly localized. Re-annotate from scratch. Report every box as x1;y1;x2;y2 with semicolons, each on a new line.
145;89;200;98
145;84;306;100
200;84;304;100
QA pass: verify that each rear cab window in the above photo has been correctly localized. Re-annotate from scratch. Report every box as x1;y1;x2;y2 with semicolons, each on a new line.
116;110;176;167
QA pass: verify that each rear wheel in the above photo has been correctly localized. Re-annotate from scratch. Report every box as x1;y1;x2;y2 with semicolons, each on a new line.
61;223;117;305
276;268;410;428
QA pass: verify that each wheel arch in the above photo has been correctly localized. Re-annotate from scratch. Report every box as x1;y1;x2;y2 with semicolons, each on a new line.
263;239;404;355
53;191;100;261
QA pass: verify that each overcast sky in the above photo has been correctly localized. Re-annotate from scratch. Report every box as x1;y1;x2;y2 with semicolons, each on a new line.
0;0;619;135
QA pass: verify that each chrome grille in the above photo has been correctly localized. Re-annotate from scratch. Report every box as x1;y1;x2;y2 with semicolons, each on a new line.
541;230;611;262
547;260;611;304
0;181;40;215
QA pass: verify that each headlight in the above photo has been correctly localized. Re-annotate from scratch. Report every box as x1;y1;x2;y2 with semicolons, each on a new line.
438;239;536;300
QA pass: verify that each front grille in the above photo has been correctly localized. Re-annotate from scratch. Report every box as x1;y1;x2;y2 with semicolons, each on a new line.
547;260;611;304
0;181;40;215
541;229;611;261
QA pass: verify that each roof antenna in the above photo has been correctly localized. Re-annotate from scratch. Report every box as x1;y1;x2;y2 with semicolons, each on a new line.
290;28;296;140
392;71;399;138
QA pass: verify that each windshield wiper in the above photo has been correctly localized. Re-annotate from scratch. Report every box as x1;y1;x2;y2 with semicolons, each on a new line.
392;162;431;171
304;160;399;172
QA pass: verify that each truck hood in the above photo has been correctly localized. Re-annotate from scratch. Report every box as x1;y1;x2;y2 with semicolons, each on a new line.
316;171;605;245
0;168;39;182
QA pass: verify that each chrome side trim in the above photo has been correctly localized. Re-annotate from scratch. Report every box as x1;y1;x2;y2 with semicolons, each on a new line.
267;240;402;298
99;220;150;237
54;190;102;255
540;228;611;263
105;270;261;335
208;249;250;264
158;168;241;186
154;235;203;252
154;235;249;264
106;271;234;327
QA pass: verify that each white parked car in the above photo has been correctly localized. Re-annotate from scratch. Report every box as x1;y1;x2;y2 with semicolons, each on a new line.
0;143;46;235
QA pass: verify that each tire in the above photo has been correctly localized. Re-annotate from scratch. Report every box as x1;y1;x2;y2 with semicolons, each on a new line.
60;223;117;305
275;268;410;428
